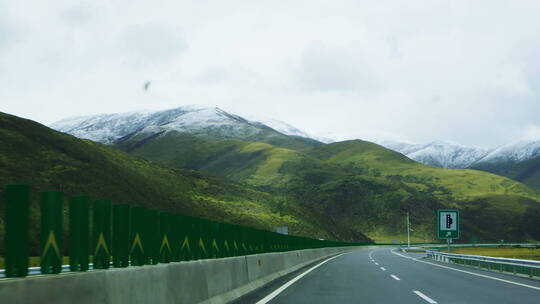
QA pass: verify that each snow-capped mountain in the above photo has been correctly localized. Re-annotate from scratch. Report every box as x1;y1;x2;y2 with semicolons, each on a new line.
377;140;424;156
253;118;335;143
51;105;319;146
380;139;540;169
51;110;153;144
409;142;491;169
51;105;540;171
476;140;540;164
253;119;312;138
379;140;490;168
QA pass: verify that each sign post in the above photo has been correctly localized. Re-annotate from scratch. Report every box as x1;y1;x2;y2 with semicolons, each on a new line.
437;209;459;252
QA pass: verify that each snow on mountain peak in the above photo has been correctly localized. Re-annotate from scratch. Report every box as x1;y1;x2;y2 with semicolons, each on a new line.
380;138;540;168
50;105;540;168
379;140;490;168
251;118;317;139
477;140;540;163
408;141;490;168
51;105;261;144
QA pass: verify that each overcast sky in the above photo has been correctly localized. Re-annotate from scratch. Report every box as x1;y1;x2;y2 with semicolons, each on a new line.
2;0;540;148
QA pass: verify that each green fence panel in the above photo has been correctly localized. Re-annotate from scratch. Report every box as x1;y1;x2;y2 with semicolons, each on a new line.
256;229;265;254
4;184;30;278
224;224;232;257
113;204;130;268
179;215;194;261
203;219;212;259
171;213;182;262
3;183;361;275
269;233;275;252
40;191;63;274
191;217;201;260
240;227;249;255
69;196;89;271
246;228;254;255
145;209;159;265
181;215;194;260
217;223;226;258
192;217;204;260
213;222;224;258
158;212;173;263
130;207;146;266
93;200;112;269
232;225;242;256
208;220;220;259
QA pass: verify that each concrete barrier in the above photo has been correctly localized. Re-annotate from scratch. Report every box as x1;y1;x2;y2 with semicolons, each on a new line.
0;247;365;304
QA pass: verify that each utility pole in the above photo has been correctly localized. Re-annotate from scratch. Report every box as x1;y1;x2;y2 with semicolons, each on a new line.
407;212;410;248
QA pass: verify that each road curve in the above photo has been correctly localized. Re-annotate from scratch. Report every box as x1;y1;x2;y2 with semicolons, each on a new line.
237;247;540;304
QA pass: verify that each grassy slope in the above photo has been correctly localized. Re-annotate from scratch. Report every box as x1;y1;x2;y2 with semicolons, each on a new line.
309;140;540;201
117;131;306;188
443;246;540;261
470;156;540;190
118;134;540;243
0;112;369;254
306;140;540;242
116;132;369;240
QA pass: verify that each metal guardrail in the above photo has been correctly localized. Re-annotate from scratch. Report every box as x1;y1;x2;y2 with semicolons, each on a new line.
0;264;97;278
0;265;71;278
426;250;540;278
422;243;539;249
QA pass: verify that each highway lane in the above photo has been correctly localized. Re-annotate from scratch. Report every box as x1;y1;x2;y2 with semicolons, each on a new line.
239;248;540;303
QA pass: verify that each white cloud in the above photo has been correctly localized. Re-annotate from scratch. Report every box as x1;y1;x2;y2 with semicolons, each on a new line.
297;42;375;91
120;24;188;67
2;0;540;148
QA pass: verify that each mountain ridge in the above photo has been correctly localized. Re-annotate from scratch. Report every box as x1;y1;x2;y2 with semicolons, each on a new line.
105;128;540;242
51;106;540;191
1;111;370;253
52;105;322;152
52;106;540;170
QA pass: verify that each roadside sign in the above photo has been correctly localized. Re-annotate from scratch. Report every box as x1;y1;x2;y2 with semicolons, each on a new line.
437;209;459;239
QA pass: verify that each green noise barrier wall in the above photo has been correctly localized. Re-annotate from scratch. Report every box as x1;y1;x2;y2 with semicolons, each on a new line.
1;184;362;278
69;196;89;271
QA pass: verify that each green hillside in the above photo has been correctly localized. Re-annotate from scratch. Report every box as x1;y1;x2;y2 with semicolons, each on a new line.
308;140;540;201
305;140;540;242
116;131;306;188
471;156;540;190
116;134;540;243
0;112;372;254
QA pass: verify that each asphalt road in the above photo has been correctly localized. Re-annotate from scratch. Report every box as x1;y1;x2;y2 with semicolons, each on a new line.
237;248;540;304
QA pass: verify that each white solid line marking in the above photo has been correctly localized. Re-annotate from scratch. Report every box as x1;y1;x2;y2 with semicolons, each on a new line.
413;290;437;303
390;274;400;280
380;267;386;271
375;262;379;265
390;249;540;291
255;253;347;304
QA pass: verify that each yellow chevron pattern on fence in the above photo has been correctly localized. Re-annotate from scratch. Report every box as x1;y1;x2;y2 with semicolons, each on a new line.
42;230;61;259
199;238;207;255
94;232;110;257
130;233;144;254
181;236;190;251
2;183;361;279
160;235;172;254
